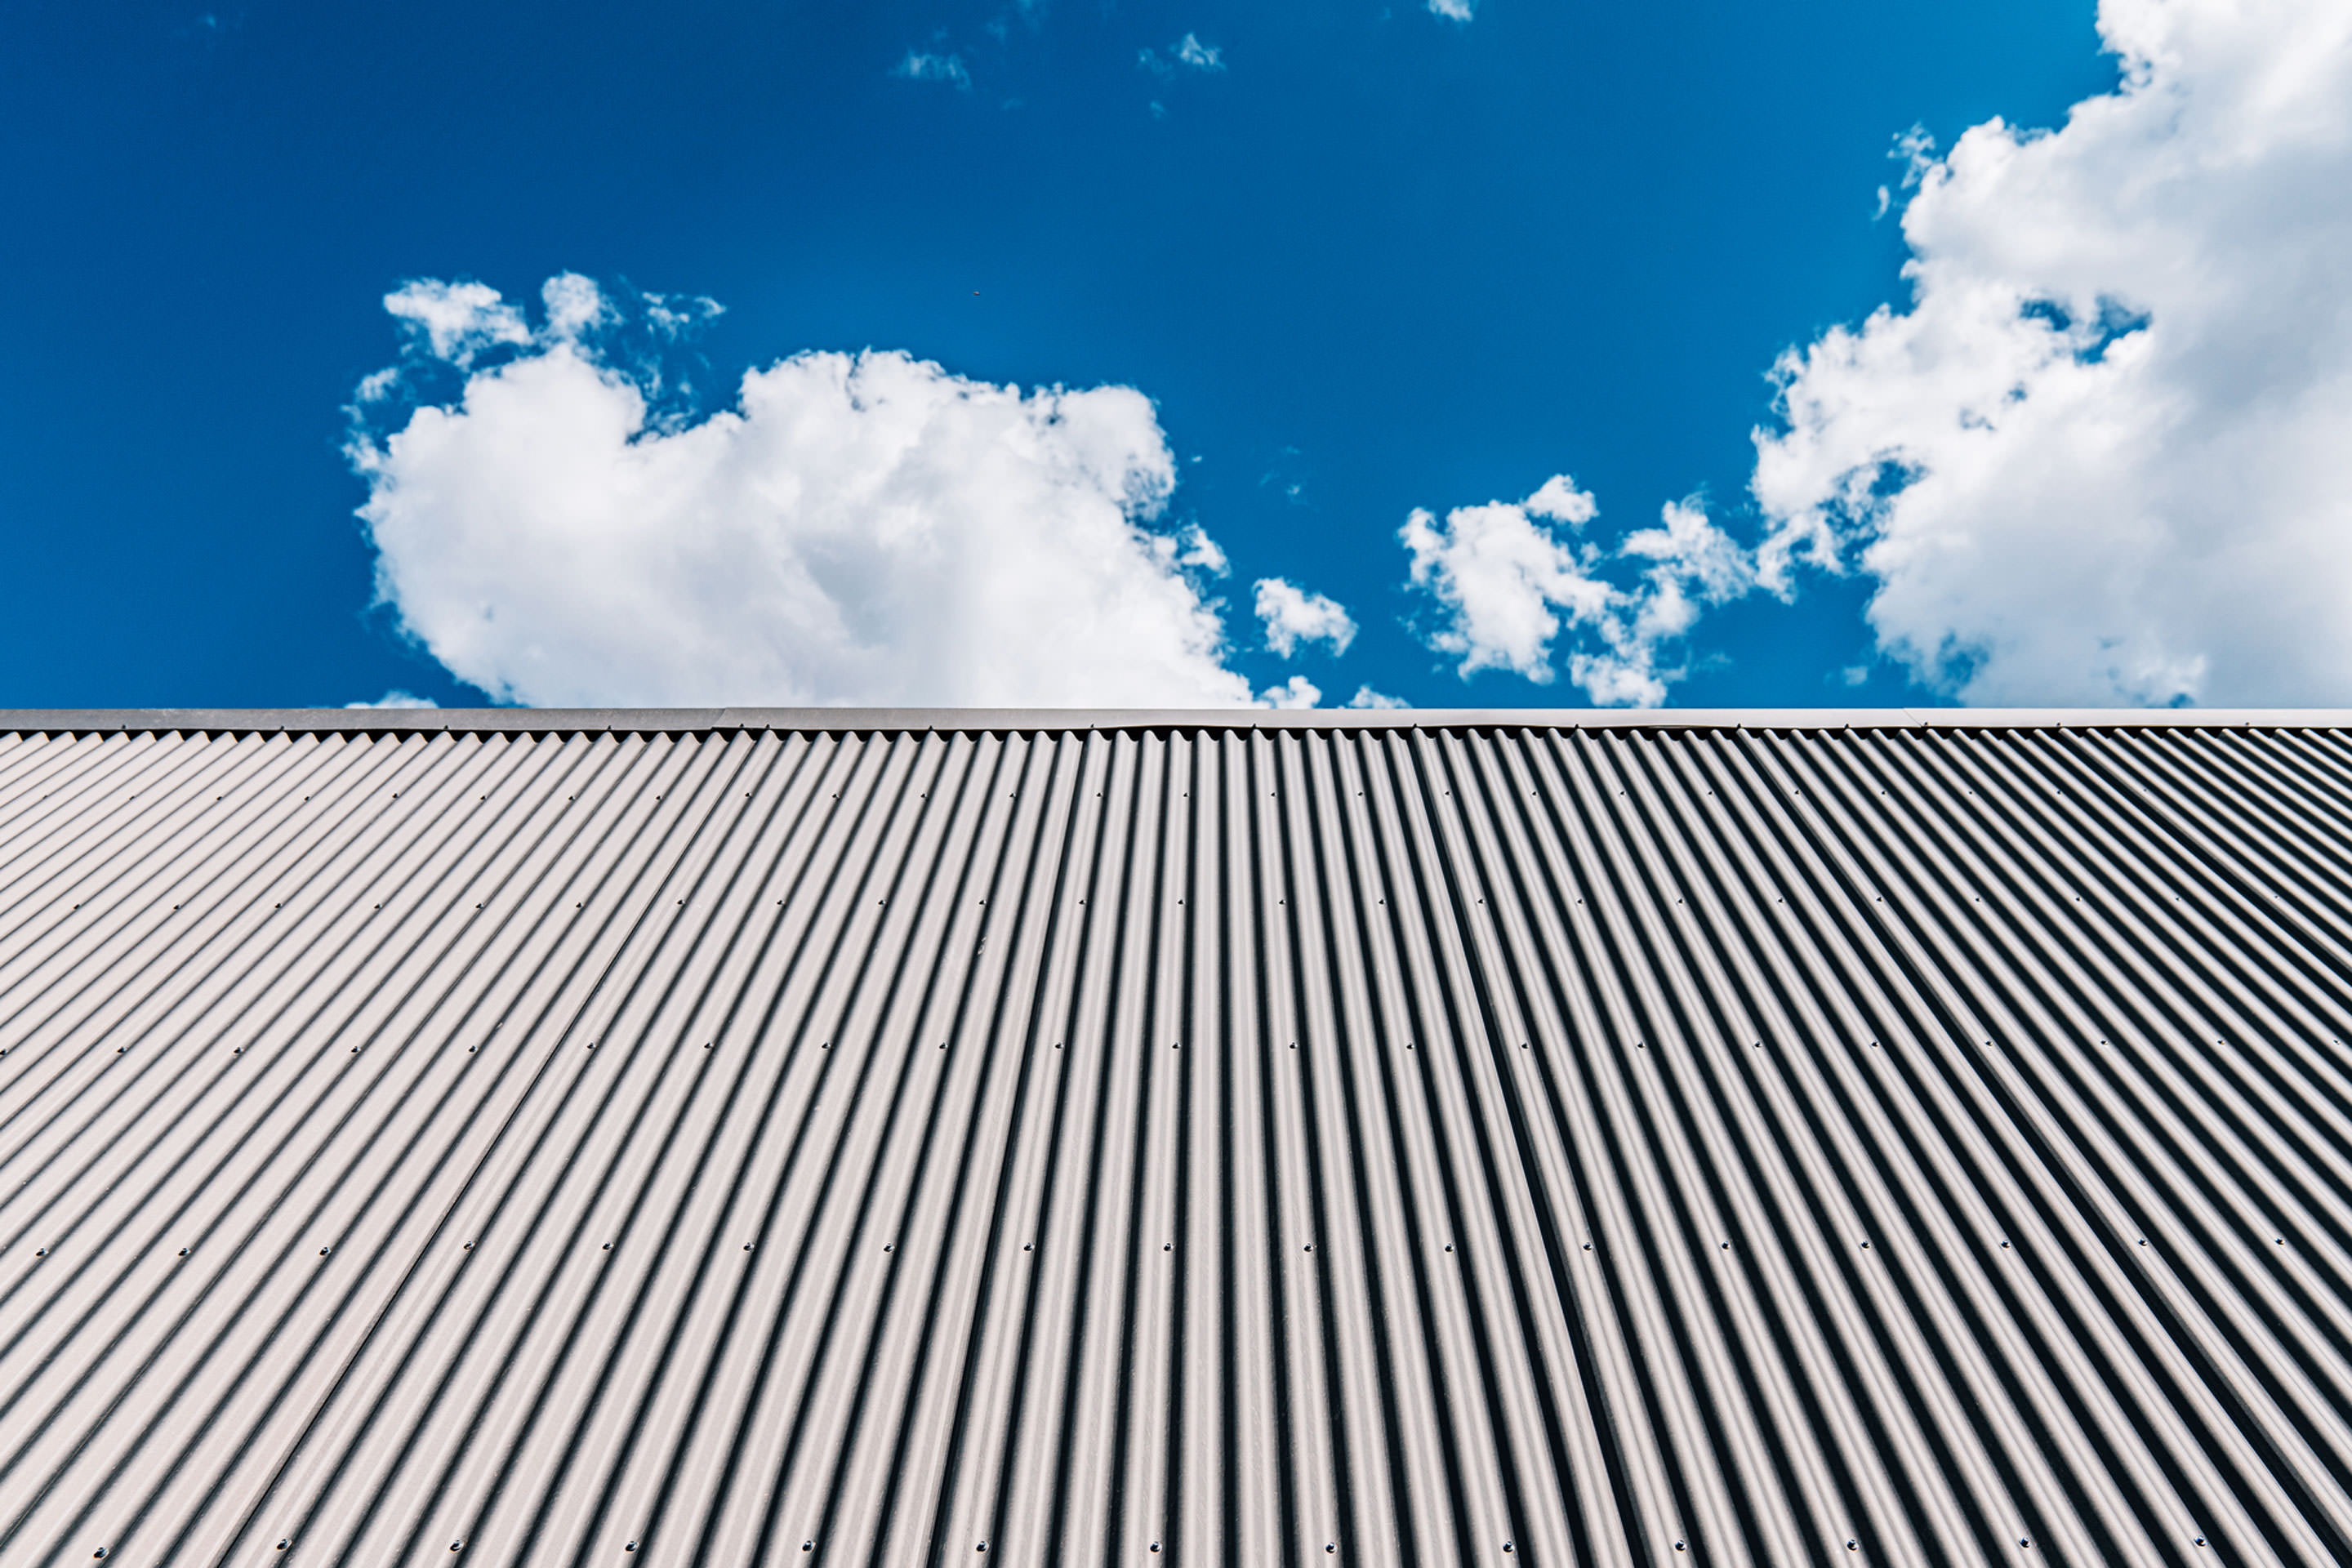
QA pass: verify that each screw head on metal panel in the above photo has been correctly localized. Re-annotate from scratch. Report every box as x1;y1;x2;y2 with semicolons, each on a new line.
1325;1546;1334;1555
278;1544;289;1551
804;1544;813;1552
92;1550;106;1559
1502;1546;1512;1555
978;1544;987;1553
179;1247;189;1256
453;1544;463;1552
1677;1544;1686;1552
1847;1544;1858;1552
626;1544;636;1552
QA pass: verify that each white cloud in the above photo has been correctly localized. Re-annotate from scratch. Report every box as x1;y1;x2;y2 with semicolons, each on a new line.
382;280;530;367
345;691;439;710
540;273;608;340
350;275;1261;709
1139;33;1225;78
1177;523;1228;574
1346;685;1410;709
1260;675;1323;709
1400;479;1753;706
1753;0;2352;706
1401;481;1612;684
1253;577;1356;657
1427;0;1473;20
643;292;724;337
1524;474;1598;524
893;51;970;89
1176;33;1224;71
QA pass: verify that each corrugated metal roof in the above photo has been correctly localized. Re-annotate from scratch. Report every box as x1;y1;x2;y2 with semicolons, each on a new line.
5;710;2352;1566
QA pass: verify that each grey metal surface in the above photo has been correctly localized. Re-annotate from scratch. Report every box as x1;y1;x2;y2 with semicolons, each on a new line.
8;706;2352;737
4;714;2352;1566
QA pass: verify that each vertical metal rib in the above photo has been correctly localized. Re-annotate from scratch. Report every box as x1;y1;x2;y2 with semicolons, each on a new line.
3;716;2351;1566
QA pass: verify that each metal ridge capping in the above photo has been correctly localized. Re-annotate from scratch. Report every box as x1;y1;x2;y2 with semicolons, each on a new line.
3;719;2352;1564
5;706;2352;737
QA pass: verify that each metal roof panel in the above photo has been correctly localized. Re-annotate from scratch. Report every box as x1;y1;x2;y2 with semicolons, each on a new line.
4;715;2351;1564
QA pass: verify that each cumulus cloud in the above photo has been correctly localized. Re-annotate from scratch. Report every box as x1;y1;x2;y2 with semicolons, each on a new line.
350;274;1263;708
344;690;439;710
1346;686;1410;710
1400;478;1752;706
893;51;970;89
1427;0;1473;20
1253;577;1356;657
1753;0;2352;705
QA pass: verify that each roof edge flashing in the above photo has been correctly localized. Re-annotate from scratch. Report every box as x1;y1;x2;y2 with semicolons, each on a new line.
3;705;2349;737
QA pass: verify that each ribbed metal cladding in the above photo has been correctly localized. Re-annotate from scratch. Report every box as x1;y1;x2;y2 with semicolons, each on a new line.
5;715;2352;1566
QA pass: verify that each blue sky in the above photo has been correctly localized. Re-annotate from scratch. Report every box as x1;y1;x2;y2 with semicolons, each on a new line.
2;0;2344;711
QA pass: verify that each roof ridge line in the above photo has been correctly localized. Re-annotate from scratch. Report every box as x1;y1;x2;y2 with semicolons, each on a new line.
1;706;2347;735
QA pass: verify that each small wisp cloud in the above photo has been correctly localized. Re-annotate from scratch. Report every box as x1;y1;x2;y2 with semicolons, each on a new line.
1139;33;1226;78
1254;579;1356;659
893;51;970;90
